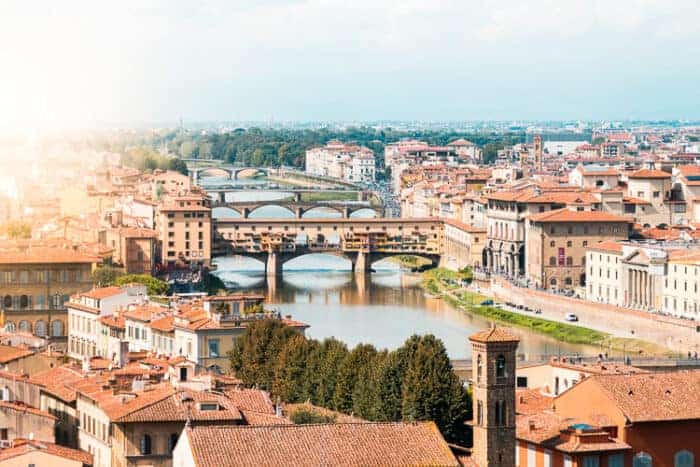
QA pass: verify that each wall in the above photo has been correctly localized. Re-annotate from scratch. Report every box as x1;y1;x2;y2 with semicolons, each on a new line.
0;450;83;467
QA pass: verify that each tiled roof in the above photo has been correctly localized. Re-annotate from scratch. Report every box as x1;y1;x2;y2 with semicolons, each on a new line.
149;315;174;332
241;409;292;425
183;422;460;467
628;169;672;179
0;400;55;420
469;327;520;343
100;314;125;329
0;246;101;265
0;344;33;364
28;365;84;403
589;240;624;253
0;439;93;465
114;389;243;423
224;388;275;414
528;208;630;223
588;371;700;422
516;389;553;415
443;219;487;233
123;304;166;322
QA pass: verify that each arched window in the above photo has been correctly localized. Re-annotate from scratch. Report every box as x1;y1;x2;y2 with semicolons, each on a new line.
169;433;179;453
4;322;15;332
634;452;653;467
550;278;557;286
549;241;555;247
140;434;152;455
3;295;11;309
565;277;573;286
496;354;506;378
51;320;64;337
494;400;506;425
675;451;693;467
476;355;483;383
19;295;28;309
18;320;31;333
34;320;47;337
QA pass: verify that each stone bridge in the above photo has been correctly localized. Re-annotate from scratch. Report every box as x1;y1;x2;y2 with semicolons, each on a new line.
189;166;270;184
211;199;382;219
213;217;445;276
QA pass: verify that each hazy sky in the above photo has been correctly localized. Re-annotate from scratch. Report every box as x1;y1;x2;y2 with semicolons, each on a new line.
1;0;699;127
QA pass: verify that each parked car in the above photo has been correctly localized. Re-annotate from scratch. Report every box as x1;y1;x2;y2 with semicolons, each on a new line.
534;309;542;314
565;313;579;322
480;299;494;306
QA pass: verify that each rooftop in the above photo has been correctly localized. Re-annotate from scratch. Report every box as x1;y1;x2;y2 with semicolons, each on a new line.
182;422;459;467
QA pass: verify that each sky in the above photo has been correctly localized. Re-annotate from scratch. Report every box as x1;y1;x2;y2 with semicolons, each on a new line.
1;0;699;128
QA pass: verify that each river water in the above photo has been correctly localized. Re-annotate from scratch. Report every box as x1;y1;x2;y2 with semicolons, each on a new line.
206;176;598;359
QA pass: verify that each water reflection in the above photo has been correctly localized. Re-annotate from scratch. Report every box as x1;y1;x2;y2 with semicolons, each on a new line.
212;254;599;359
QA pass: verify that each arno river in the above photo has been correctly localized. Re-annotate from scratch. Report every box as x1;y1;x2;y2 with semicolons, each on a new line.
206;176;598;359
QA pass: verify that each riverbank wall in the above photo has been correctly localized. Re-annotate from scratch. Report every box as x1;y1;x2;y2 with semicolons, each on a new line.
490;277;700;354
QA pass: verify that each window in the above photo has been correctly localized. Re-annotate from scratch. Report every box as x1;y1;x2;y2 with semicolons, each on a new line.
550;241;555;247
140;434;152;455
496;354;506;378
544;450;552;467
583;456;600;467
199;403;219;411
476;355;483;383
608;454;625;467
516;376;528;388
495;400;506;425
653;191;660;198
208;339;220;357
564;455;573;467
527;445;536;467
634;452;652;467
169;433;179;453
567;240;572;247
477;400;483;425
675;451;694;467
549;257;557;266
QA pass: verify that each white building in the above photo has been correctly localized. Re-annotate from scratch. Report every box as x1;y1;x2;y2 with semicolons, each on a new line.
67;285;146;361
305;140;375;183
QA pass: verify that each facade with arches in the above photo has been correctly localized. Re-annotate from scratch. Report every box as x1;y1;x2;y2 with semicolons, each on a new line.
0;246;97;340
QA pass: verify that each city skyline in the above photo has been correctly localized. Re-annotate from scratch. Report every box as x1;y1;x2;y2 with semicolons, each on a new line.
1;0;700;129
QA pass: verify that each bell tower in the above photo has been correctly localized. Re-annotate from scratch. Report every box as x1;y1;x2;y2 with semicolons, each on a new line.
533;134;543;171
469;326;519;467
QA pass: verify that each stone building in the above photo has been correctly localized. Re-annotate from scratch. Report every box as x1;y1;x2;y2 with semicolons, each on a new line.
469;326;519;467
0;246;100;339
525;208;630;291
156;194;212;268
103;227;157;274
443;219;486;270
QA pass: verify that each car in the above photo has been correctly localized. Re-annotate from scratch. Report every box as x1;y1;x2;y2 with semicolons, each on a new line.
565;313;578;322
534;309;542;314
480;299;494;306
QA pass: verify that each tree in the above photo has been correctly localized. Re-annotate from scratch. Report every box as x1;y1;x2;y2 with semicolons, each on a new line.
309;338;348;407
229;319;299;390
114;274;169;295
92;265;124;287
272;334;315;402
400;335;471;443
481;143;501;164
167;157;189;175
332;343;378;413
289;407;337;424
351;349;388;420
375;335;422;421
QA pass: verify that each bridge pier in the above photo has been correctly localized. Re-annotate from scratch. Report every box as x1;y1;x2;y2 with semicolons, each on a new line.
293;192;302;202
242;208;251;219
342;207;351;218
295;207;305;219
266;252;283;277
353;251;371;275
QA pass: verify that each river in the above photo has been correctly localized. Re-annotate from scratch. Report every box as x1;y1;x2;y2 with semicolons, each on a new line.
205;176;599;359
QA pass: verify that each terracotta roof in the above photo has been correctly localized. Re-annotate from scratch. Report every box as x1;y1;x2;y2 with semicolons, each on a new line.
149;315;174;332
28;365;85;403
66;301;100;314
100;314;125;329
0;439;92;465
589;240;624;254
0;400;56;420
224;388;275;414
0;344;33;364
628;169;671;179
114;388;243;423
182;422;459;467
469;327;520;343
79;287;123;300
443;219;487;233
528;208;630;223
241;410;292;425
587;371;700;423
123;304;166;322
0;247;101;265
516;389;554;415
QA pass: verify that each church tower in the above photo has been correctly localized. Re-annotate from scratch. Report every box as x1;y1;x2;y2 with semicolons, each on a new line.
533;134;543;171
469;326;519;467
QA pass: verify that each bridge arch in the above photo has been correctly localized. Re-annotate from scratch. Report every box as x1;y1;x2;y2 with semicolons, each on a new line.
197;167;233;179
234;167;268;179
212;206;243;218
247;204;296;218
301;206;344;219
348;207;380;218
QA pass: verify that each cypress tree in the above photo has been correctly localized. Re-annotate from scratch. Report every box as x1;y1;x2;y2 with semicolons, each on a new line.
272;333;314;402
332;343;377;413
375;335;422;421
400;335;471;442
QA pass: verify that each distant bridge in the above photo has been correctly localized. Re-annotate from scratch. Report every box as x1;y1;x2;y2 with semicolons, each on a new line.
211;199;381;219
189;166;271;184
213;217;445;276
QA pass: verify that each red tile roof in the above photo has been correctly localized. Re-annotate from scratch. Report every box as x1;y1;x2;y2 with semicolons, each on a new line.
0;247;101;265
182;422;459;467
0;439;92;465
0;344;34;364
628;169;671;179
528;208;630;223
79;287;123;300
469;327;520;343
28;365;84;403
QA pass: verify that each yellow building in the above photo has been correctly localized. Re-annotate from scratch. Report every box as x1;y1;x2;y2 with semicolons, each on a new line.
0;246;100;338
156;195;212;268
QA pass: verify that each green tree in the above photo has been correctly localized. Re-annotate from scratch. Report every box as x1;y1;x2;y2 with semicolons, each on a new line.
375;335;422;421
229;319;299;390
167;157;189;175
310;338;348;407
289;408;336;424
332;343;378;413
92;265;124;287
272;334;315;402
114;274;169;295
400;335;471;443
351;349;388;420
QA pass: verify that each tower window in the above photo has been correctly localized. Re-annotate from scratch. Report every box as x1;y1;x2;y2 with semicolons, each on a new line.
476;355;483;383
496;354;506;378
